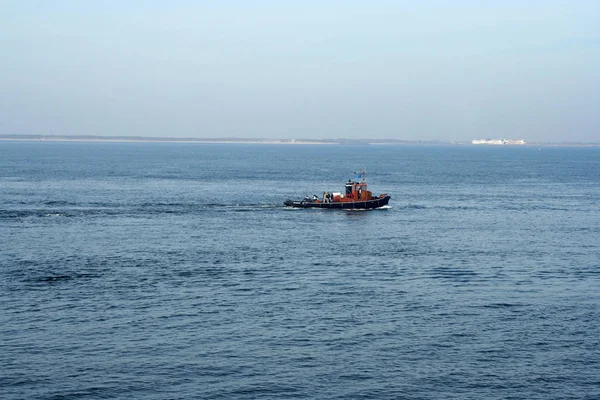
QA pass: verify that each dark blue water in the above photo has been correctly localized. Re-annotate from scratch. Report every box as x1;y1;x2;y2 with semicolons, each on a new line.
1;142;599;399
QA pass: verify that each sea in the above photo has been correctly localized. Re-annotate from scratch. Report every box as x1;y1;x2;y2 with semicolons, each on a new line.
1;141;599;400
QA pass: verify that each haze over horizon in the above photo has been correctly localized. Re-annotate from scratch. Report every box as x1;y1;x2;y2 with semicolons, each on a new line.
1;1;599;143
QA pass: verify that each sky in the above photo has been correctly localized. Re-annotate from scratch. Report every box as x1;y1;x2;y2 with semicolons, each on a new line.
1;1;599;142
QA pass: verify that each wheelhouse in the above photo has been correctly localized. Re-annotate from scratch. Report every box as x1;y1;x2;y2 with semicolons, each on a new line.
344;180;371;201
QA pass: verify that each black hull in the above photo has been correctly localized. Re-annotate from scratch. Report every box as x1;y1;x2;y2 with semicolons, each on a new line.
284;196;390;210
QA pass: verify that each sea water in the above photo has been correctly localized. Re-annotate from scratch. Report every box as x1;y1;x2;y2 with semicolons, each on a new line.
1;142;599;399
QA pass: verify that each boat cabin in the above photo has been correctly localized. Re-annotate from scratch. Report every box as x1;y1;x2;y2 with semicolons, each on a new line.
339;180;372;202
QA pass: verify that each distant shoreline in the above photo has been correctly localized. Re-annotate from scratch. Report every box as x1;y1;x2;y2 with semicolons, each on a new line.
0;135;597;147
0;137;338;145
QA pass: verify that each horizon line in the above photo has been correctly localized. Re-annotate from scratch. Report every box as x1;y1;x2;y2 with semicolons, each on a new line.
0;134;598;146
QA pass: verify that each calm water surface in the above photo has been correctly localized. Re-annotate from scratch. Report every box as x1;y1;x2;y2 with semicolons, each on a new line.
1;142;599;399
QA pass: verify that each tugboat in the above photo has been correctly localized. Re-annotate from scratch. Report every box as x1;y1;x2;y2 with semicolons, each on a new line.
284;171;390;210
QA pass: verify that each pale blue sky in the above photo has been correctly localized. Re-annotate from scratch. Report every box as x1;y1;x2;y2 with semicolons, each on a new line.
1;1;598;141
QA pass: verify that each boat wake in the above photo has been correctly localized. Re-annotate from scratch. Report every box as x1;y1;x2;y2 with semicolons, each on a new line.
207;203;283;212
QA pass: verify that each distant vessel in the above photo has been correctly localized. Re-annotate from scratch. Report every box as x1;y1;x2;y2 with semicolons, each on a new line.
284;171;390;210
472;139;526;145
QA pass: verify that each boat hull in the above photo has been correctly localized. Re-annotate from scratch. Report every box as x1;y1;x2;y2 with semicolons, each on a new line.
284;196;390;210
